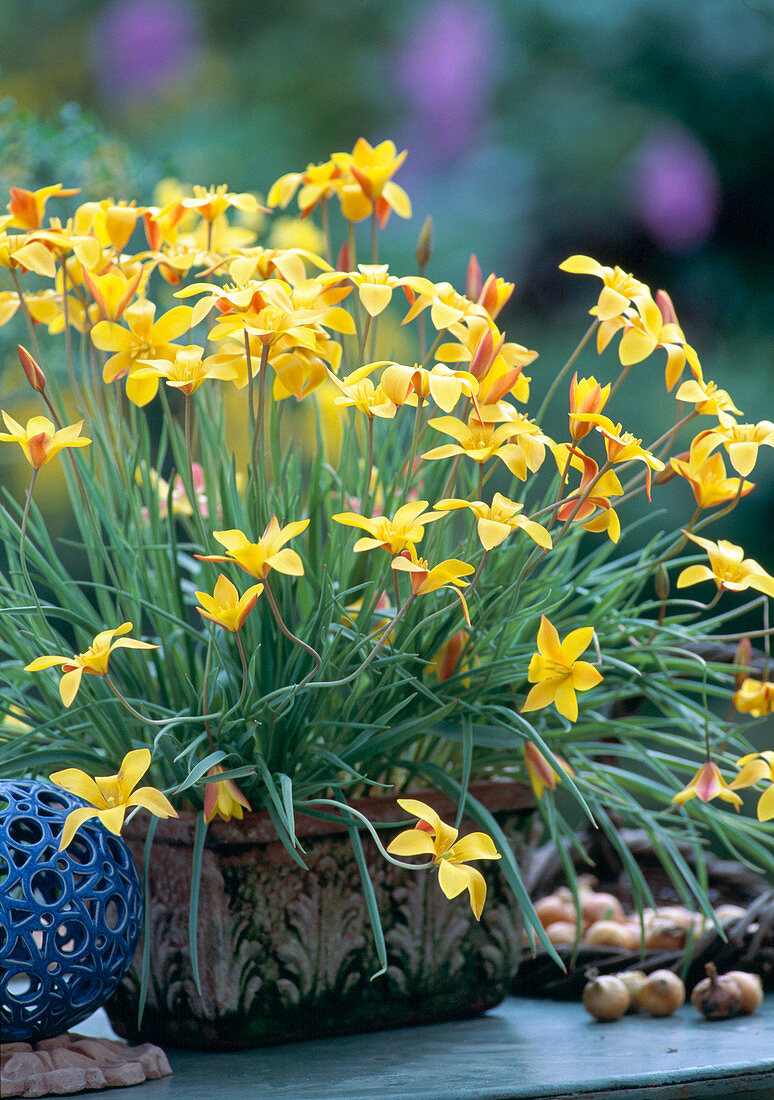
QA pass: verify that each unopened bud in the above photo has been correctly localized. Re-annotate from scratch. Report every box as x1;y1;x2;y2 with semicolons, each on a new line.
733;637;753;690
336;239;352;272
656;288;678;326
18;345;46;393
653;457;683;486
415;216;433;270
654;563;670;602
466;254;483;301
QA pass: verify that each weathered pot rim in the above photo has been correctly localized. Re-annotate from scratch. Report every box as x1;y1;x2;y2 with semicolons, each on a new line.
123;778;534;847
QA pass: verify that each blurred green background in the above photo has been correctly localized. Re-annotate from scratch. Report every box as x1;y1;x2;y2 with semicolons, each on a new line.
0;0;773;568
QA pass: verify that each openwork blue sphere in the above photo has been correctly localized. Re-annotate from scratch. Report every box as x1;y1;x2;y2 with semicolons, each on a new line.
0;778;143;1042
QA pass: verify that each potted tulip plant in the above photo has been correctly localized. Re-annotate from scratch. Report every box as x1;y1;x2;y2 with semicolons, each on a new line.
1;139;773;1048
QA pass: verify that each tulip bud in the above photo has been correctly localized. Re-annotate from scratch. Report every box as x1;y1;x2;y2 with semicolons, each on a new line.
653;458;683;486
466;253;483;301
654;564;670;602
733;637;753;690
415;216;433;270
435;629;468;683
18;345;46;393
656;289;678;326
336;239;352;272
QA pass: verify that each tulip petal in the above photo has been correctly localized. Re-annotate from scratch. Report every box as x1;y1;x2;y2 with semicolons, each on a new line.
386;829;436;857
128;786;177;818
757;784;774;822
98;805;127;835
451;832;501;862
59;806;98;851
50;767;107;807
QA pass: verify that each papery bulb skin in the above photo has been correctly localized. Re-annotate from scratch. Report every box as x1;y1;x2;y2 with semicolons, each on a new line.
690;963;743;1019
582;971;629;1021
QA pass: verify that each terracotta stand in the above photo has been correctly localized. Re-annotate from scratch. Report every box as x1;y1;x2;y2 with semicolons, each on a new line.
0;1033;171;1098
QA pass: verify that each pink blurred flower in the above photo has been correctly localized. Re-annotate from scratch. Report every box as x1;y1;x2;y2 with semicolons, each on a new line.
396;1;502;161
91;0;201;104
628;129;721;252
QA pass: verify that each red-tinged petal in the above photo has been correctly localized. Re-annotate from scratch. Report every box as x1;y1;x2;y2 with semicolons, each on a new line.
695;763;722;802
396;798;442;835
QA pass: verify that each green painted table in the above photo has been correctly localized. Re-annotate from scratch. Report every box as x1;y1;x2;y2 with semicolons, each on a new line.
80;995;774;1099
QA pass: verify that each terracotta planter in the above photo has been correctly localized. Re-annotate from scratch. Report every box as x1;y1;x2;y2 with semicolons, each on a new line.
105;781;534;1049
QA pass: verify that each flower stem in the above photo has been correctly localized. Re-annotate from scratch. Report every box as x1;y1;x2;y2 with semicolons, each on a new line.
19;468;47;627
536;320;598;424
299;799;434;871
235;629;250;708
263;579;322;673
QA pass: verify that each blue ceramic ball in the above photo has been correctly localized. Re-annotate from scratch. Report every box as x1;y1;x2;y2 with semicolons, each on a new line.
0;778;143;1042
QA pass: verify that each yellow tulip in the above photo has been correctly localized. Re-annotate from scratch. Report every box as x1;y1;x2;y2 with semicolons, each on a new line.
50;748;177;849
387;798;500;920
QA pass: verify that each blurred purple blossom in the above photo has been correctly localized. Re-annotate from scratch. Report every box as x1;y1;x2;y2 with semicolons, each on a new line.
91;0;201;104
395;0;503;164
628;129;721;252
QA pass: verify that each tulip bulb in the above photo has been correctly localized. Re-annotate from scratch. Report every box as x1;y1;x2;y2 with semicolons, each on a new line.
637;970;685;1016
582;971;630;1021
724;971;763;1014
690;963;743;1020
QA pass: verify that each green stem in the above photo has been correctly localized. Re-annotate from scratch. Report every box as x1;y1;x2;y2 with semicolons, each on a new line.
299;799;434;871
536;320;598;424
263;579;322;674
10;268;44;366
235;629;250;708
19;467;47;627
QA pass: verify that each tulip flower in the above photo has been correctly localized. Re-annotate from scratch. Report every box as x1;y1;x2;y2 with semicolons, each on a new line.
5;183;79;231
569;412;664;498
197;518;309;579
677;532;774;597
692;416;774;477
387;798;500;920
435;493;552;551
268;158;345;215
422;414;538;480
391;549;474;625
203;765;252;823
671;761;742;810
132;345;239;395
733;678;774;718
524;743;574;800
380;361;477;413
333;500;443;556
331;138;411;225
568;373;611;441
195;574;263;632
0;411;90;468
175;184;268;223
25;623;158;707
92;299;194;406
50;748;177;850
522;616;603;722
675;370;742;418
670;447;754;509
559;254;649;321
729;752;774;821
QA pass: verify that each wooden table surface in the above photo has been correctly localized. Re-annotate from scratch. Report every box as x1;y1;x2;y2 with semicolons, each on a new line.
77;994;774;1099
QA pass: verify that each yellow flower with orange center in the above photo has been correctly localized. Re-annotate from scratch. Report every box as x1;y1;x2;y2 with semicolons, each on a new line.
386;798;500;920
333;500;443;556
50;749;176;849
197;518;309;579
522;616;603;722
195;574;264;633
0;411;90;468
25;623;158;708
677;532;774;597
